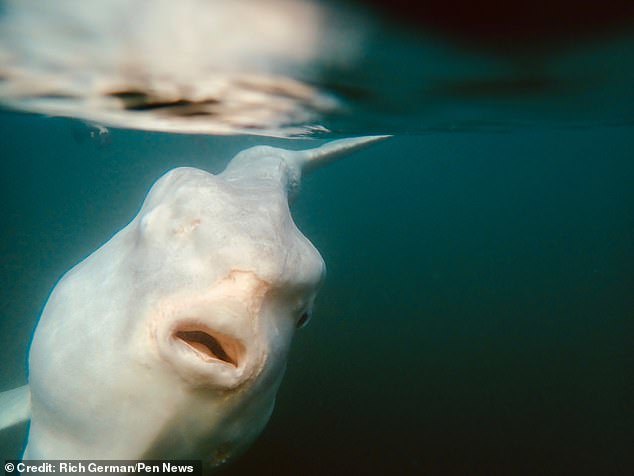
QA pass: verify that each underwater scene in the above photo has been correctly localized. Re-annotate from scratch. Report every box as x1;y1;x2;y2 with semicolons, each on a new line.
1;0;633;474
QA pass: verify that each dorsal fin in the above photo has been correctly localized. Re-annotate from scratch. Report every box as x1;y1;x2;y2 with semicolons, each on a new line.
297;135;390;172
221;135;390;199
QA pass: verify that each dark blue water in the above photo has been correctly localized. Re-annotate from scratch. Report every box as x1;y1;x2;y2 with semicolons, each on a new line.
1;109;632;473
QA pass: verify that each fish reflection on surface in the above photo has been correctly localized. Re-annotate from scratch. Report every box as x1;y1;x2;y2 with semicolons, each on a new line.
0;0;366;136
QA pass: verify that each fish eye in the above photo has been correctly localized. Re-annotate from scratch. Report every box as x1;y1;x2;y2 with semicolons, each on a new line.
296;311;310;329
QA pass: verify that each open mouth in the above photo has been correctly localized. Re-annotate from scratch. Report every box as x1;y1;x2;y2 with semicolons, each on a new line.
173;326;244;367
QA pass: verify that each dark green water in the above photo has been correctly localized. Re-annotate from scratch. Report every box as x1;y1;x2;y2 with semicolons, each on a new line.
1;110;632;473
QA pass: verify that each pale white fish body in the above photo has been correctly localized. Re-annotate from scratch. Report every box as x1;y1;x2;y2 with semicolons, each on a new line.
0;136;388;469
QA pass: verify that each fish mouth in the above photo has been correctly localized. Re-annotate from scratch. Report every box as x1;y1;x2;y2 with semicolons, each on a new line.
172;324;245;368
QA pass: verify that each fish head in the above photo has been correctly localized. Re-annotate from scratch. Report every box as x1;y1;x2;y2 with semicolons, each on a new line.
26;164;324;465
139;165;325;392
137;167;327;452
25;137;387;465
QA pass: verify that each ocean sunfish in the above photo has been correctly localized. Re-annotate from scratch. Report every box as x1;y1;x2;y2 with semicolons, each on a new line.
0;136;387;469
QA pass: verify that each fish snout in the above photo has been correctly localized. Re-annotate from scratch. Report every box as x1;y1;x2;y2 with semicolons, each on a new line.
153;271;270;389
